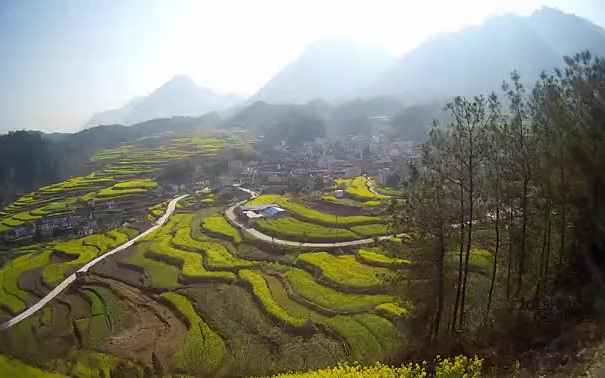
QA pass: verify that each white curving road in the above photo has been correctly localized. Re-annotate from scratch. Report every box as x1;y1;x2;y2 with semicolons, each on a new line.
226;187;405;248
0;194;188;331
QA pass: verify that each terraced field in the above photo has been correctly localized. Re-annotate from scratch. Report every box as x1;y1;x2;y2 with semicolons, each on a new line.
0;140;418;376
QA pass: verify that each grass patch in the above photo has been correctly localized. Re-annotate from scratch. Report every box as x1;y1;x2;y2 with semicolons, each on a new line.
0;354;66;378
160;292;226;376
202;216;243;243
297;252;392;291
448;248;493;275
350;224;391;238
127;243;180;288
80;289;110;344
239;269;308;329
255;217;359;242
284;268;393;313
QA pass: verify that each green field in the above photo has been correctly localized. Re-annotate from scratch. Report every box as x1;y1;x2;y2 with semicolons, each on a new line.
161;292;226;376
201;216;243;243
247;194;381;226
255;217;359;242
284;268;393;313
297;252;392;291
239;269;309;329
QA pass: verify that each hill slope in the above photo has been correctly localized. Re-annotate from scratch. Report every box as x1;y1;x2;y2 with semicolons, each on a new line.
253;40;395;104
84;75;242;127
367;7;605;101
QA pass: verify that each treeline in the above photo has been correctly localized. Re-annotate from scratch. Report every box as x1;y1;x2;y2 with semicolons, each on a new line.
394;51;605;353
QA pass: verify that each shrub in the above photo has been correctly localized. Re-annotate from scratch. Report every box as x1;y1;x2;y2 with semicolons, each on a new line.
284;268;393;313
239;269;308;329
160;292;226;375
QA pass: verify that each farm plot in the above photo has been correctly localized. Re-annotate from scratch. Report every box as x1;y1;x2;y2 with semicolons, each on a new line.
239;269;309;330
325;314;400;363
297;252;393;292
283;268;393;313
0;250;52;314
172;228;255;270
350;223;392;237
77;289;111;344
357;248;410;267
148;235;235;282
127;243;180;288
201;216;243;243
247;195;381;226
335;176;388;201
160;292;226;376
255;217;359;242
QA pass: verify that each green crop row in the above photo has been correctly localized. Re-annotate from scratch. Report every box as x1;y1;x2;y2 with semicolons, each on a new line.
79;289;110;344
127;243;180;288
0;250;52;314
255;217;359;242
43;234;116;286
326;314;400;363
336;176;388;201
247;195;380;226
148;235;235;281
263;273;329;324
201;216;243;243
173;228;254;270
160;292;226;375
374;302;410;318
284;268;393;313
297;252;392;291
113;178;158;189
357;248;410;267
350;224;391;238
239;269;308;329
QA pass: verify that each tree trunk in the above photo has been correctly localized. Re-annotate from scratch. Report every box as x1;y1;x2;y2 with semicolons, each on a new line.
516;179;528;298
460;139;474;330
487;171;500;312
433;226;446;341
536;200;551;297
507;200;513;302
451;181;465;332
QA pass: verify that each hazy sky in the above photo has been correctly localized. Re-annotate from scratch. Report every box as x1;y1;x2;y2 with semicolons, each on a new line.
1;0;604;133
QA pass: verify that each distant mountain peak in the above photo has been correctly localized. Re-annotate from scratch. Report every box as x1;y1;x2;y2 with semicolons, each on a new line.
252;39;395;104
83;76;243;127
